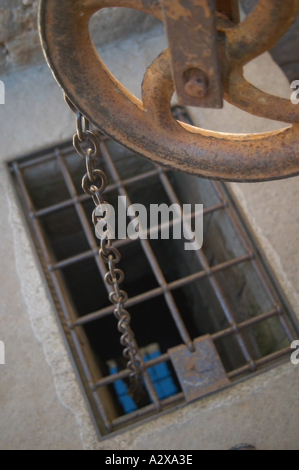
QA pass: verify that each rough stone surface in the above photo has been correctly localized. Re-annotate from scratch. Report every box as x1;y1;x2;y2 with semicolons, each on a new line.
5;29;41;68
0;25;298;450
0;179;84;450
0;0;37;44
132;363;299;451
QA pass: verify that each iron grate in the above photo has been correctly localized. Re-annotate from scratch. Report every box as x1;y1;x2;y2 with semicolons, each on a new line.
7;106;299;439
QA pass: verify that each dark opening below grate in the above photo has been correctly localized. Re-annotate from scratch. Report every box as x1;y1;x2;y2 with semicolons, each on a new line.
7;106;299;439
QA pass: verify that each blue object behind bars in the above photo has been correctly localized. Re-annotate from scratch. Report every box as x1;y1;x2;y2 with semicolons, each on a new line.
108;345;178;414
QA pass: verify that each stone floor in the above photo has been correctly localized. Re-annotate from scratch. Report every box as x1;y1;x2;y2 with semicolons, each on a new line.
0;24;298;450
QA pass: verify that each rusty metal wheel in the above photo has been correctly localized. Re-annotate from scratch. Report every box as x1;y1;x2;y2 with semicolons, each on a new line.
39;0;299;182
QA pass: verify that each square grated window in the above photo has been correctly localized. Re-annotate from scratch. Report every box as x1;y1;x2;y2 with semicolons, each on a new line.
7;106;299;440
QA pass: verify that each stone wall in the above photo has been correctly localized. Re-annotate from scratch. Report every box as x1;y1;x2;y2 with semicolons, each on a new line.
0;0;159;76
1;1;299;81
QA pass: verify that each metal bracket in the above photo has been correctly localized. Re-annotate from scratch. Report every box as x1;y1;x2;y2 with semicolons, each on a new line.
161;0;223;108
169;335;230;402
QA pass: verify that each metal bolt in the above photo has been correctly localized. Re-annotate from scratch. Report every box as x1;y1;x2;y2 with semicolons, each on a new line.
184;69;209;98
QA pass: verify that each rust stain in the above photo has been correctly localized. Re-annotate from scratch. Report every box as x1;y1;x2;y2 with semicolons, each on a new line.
162;0;193;20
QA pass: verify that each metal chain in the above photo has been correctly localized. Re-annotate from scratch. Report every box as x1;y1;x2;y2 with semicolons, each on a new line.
65;95;142;396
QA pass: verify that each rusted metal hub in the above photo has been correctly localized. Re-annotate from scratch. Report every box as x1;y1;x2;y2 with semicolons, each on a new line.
38;0;299;182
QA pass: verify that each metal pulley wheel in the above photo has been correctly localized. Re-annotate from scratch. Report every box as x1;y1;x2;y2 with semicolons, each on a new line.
38;0;299;182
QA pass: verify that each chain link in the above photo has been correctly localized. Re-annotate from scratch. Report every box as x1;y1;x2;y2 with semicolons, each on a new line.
66;95;143;396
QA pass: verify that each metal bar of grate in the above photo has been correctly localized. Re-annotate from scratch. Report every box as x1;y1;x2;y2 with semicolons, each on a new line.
73;253;252;327
211;180;296;344
100;139;195;353
51;202;225;271
93;306;284;389
157;169;257;371
32;168;169;218
227;347;292;379
96;352;171;387
58;146;163;412
111;392;185;428
18;152;58;169
34;194;90;218
55;149;111;295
